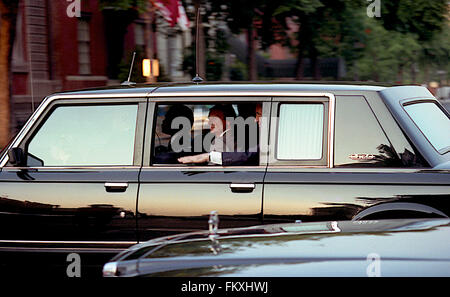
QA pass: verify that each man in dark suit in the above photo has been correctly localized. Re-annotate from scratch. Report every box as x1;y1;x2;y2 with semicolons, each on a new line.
153;104;194;164
178;103;262;166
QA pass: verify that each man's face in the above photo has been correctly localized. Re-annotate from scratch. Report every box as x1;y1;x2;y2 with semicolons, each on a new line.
255;104;262;126
208;110;226;136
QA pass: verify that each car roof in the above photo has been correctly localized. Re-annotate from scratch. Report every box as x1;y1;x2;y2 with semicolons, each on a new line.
53;81;389;98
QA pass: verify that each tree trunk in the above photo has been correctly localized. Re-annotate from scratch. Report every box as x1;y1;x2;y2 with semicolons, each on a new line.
372;52;379;81
295;25;307;80
103;9;138;79
310;47;321;80
411;63;417;84
423;63;430;83
247;25;257;81
397;64;404;84
0;1;19;148
295;52;305;80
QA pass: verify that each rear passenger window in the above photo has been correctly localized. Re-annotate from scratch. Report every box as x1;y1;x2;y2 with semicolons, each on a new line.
26;104;138;166
404;101;450;154
334;96;426;167
277;104;324;160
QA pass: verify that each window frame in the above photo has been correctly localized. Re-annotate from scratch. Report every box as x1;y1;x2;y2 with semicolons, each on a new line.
144;97;271;168
276;102;326;161
269;95;335;167
4;98;146;169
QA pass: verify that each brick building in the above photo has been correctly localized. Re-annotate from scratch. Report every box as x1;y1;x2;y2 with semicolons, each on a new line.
8;0;190;137
12;0;105;134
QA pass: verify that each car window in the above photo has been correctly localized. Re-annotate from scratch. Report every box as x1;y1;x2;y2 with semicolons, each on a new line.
334;96;428;168
404;102;450;154
276;104;324;160
335;96;397;167
26;104;138;166
151;102;260;166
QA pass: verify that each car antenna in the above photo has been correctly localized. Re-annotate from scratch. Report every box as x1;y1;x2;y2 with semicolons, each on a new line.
192;6;203;84
121;51;137;86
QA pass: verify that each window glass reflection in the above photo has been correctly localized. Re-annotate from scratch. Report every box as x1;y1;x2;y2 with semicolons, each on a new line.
152;103;260;166
335;96;428;167
404;102;450;154
28;104;138;166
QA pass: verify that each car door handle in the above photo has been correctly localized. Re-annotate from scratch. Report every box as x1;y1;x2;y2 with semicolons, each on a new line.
104;182;129;193
229;183;255;193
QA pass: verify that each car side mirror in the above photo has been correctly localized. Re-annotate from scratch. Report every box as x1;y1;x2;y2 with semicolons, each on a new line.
8;147;26;167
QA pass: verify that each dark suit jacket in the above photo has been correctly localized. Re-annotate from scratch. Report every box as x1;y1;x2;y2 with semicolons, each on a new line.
221;138;259;166
221;151;259;166
221;128;259;166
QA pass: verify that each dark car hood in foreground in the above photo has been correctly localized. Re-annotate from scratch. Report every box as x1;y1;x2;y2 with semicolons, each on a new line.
105;218;450;277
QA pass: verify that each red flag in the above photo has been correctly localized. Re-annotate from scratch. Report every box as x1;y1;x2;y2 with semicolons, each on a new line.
155;0;180;27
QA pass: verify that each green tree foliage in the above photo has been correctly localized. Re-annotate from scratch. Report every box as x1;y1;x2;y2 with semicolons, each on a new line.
357;0;450;83
182;29;228;81
99;0;146;79
215;0;267;80
259;0;366;79
379;0;448;41
351;18;420;82
259;0;449;83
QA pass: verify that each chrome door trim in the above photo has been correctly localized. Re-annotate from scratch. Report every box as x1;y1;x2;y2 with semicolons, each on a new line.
104;182;129;192
2;166;142;170
0;94;150;168
149;91;335;99
1;91;336;167
0;240;137;245
0;240;137;253
229;183;256;190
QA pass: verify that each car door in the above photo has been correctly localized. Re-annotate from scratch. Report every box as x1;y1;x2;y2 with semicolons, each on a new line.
263;93;450;224
137;97;270;240
0;97;147;250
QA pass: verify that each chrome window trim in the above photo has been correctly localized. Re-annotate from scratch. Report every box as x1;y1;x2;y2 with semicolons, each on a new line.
1;91;336;168
148;91;336;168
2;166;142;170
328;94;336;168
268;93;335;168
0;240;135;253
0;94;150;168
0;240;137;245
0;247;127;253
141;166;267;170
149;91;333;98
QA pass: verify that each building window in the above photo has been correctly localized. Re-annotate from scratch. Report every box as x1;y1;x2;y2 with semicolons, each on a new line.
134;22;145;47
78;19;91;75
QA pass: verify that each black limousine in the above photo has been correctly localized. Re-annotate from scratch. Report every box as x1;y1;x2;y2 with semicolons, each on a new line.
0;82;449;276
